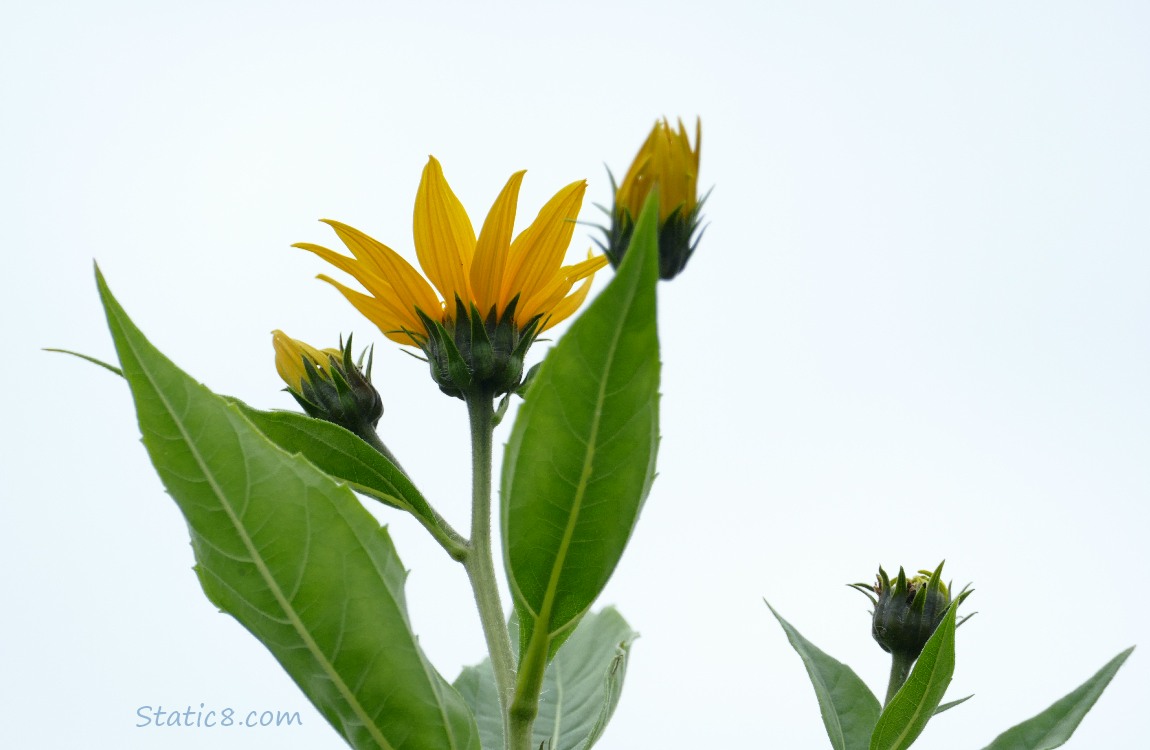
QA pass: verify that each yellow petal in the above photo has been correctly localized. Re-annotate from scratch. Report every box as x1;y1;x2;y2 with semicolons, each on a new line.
540;273;597;332
272;330;341;389
319;220;442;315
317;274;428;345
294;241;402;304
500;179;586;309
272;330;309;388
617;122;660;217
413;157;476;310
470;170;525;317
520;252;608;323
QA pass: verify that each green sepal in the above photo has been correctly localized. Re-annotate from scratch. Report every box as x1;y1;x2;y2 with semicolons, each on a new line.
465;299;496;381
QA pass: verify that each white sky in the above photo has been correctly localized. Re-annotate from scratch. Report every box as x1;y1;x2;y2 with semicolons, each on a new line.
3;1;1148;748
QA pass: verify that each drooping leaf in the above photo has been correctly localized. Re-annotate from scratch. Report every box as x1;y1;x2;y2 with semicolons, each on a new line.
230;401;465;558
980;647;1134;750
766;601;881;750
96;267;479;750
870;600;962;750
455;608;637;750
502;194;659;682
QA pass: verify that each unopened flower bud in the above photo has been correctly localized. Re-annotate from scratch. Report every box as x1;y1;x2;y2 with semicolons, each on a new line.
851;561;958;661
271;330;383;437
598;118;706;280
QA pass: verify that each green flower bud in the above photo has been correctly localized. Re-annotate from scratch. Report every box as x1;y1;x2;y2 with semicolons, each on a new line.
851;561;973;705
851;561;971;661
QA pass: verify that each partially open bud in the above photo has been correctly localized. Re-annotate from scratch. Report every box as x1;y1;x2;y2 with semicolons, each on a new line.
271;330;383;439
850;561;972;704
598;117;706;280
850;561;972;661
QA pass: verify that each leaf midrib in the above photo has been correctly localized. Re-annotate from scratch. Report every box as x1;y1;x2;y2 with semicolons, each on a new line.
878;622;952;750
117;320;397;750
532;266;639;637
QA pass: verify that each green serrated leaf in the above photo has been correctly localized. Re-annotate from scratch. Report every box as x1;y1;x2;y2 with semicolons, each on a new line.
766;600;881;750
96;266;479;750
980;647;1134;750
870;600;962;750
229;401;466;558
502;193;660;675
456;608;637;750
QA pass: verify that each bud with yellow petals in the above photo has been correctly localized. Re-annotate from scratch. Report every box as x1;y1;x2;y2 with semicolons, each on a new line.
599;118;705;280
271;330;384;444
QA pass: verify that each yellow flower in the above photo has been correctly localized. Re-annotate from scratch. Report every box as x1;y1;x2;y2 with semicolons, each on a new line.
601;118;705;280
295;157;609;398
271;329;341;391
616;117;701;223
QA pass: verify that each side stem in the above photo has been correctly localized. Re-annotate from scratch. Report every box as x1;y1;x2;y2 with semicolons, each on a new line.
462;393;517;736
360;424;468;560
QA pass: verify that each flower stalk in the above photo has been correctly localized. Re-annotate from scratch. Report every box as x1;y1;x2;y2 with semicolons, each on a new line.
462;392;517;739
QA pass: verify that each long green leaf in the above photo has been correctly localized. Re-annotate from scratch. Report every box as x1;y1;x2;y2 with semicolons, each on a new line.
766;601;881;750
870;601;962;750
502;195;660;672
980;647;1134;750
97;267;479;750
455;608;637;750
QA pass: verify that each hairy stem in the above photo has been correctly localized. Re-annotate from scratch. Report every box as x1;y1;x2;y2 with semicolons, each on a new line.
886;652;916;706
462;393;517;740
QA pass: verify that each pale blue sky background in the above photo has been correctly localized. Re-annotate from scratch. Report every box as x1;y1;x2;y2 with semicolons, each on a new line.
3;1;1148;747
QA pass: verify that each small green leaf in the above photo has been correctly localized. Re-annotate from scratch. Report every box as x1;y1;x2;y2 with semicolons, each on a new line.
766;600;881;750
980;647;1134;750
870;600;962;750
455;609;637;750
96;267;479;750
44;347;124;376
502;194;659;682
230;401;465;558
934;695;973;715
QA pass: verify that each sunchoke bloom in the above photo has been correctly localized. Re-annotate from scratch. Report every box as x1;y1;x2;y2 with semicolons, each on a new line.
271;330;383;437
599;118;704;279
296;157;608;399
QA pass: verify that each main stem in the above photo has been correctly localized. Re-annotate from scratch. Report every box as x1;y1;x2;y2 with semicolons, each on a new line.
462;393;517;737
885;652;915;706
